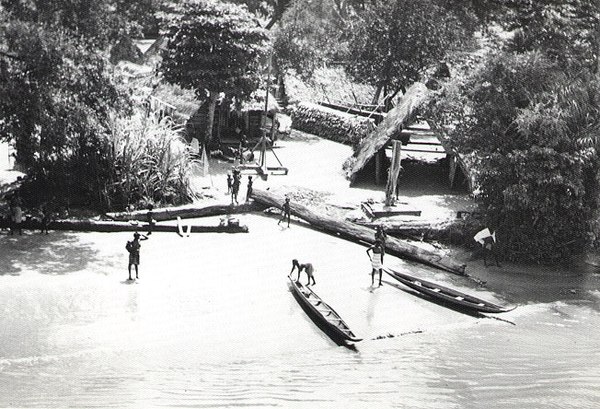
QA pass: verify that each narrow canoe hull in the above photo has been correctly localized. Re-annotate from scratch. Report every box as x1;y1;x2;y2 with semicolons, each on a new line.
288;277;361;344
386;268;513;314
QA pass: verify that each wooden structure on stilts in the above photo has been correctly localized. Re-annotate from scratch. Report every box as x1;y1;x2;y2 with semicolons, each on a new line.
238;55;288;180
239;133;288;180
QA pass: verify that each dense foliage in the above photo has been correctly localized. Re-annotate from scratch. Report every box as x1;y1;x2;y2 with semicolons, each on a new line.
345;0;469;104
0;18;128;207
105;113;194;209
273;0;348;78
0;1;193;210
429;51;600;261
161;0;270;146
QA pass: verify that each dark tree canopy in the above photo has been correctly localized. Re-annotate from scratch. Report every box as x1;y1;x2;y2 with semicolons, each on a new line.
345;0;468;102
161;0;270;100
160;0;270;145
273;0;349;78
0;0;129;47
0;19;128;205
428;51;600;261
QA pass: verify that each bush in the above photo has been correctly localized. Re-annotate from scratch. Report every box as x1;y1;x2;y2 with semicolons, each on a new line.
105;112;194;210
428;51;600;262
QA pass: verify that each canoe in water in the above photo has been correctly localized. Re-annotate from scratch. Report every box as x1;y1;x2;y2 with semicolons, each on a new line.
385;268;514;314
288;276;361;343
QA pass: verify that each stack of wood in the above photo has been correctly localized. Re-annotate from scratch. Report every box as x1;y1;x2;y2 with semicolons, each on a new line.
291;102;374;146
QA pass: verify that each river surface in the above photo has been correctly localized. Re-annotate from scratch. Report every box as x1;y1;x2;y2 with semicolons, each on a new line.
0;215;598;408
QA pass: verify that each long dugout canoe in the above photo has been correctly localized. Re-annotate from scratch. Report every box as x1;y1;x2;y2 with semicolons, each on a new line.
252;188;466;275
0;219;248;233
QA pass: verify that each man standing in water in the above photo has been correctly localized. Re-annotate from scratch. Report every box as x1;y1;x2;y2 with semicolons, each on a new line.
290;259;316;286
277;196;291;227
126;232;148;280
366;240;384;287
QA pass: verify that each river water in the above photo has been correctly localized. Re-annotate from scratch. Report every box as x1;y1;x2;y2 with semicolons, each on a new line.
0;215;598;408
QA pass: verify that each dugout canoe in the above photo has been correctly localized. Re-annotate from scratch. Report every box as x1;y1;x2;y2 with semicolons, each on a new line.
288;276;362;344
385;268;514;314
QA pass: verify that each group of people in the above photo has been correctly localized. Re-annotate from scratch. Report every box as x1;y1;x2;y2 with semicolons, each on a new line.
227;168;253;205
3;195;56;236
289;224;388;288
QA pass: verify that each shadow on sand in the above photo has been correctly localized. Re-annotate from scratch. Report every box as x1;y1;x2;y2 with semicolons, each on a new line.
0;231;102;276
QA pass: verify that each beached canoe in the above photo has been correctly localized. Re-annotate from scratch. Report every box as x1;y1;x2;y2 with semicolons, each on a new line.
385;268;513;314
288;276;362;343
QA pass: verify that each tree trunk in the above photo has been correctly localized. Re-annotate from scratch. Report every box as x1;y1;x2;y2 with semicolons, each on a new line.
385;140;402;206
1;219;249;234
251;188;466;275
370;83;383;106
205;91;218;147
106;202;262;222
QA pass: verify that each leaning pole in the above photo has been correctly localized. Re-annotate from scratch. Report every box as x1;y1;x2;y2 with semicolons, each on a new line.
252;188;466;276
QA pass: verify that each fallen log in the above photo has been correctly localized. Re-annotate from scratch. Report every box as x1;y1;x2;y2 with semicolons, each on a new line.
0;219;248;233
252;188;466;275
106;201;263;222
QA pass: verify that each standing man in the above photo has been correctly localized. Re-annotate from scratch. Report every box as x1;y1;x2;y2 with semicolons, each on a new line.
126;232;148;280
146;204;155;235
246;176;253;203
277;196;291;227
231;170;241;205
366;240;384;287
9;199;23;236
226;173;232;194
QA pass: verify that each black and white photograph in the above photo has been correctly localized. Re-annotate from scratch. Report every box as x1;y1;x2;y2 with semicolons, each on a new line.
0;0;599;407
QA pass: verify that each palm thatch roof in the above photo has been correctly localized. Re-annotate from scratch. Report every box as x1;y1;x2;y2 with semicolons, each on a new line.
348;82;431;181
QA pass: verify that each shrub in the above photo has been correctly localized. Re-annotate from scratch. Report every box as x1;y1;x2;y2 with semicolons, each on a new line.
105;112;194;210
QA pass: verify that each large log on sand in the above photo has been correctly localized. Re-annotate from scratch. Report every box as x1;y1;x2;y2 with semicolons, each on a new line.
0;219;248;233
252;188;466;275
106;202;262;222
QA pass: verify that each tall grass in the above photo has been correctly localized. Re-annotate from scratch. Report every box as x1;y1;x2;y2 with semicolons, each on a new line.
105;111;194;210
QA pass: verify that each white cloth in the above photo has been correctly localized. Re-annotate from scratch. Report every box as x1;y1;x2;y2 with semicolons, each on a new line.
474;228;493;245
371;255;382;269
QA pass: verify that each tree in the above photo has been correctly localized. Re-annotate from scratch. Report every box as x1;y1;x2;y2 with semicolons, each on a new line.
0;0;129;48
0;19;128;207
427;51;600;261
500;0;600;73
160;0;270;146
228;0;292;29
345;0;469;105
273;0;349;78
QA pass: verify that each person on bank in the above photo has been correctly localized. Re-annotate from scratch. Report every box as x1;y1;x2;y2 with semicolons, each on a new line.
246;176;253;203
375;225;387;252
277;196;291;227
290;259;316;286
126;232;148;280
366;240;384;287
9;200;23;236
231;170;241;205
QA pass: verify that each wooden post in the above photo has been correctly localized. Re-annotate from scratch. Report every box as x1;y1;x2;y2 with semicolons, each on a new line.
375;148;383;185
385;140;402;206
